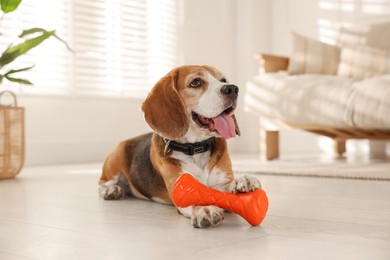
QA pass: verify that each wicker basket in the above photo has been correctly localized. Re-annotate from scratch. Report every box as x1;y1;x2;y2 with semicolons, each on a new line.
0;91;25;179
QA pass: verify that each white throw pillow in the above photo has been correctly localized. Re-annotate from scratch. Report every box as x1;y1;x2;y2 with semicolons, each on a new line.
338;21;390;52
288;31;341;75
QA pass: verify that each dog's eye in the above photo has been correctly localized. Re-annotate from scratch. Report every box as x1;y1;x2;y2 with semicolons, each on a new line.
190;78;202;88
220;78;227;83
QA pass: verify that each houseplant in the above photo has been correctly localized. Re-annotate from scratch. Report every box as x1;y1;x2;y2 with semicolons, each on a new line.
0;0;70;179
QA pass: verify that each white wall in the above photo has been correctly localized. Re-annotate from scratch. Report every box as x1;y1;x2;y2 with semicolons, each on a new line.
232;0;271;153
19;95;150;165
271;0;390;55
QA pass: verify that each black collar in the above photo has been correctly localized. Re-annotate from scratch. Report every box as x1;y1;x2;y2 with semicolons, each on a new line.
163;137;216;156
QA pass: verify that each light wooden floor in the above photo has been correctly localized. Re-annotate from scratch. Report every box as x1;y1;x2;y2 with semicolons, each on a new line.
0;161;389;260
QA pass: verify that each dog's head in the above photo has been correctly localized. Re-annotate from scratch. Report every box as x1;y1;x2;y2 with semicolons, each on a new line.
141;65;240;140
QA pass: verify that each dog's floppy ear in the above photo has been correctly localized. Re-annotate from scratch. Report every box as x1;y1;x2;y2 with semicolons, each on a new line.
141;71;189;140
232;114;241;136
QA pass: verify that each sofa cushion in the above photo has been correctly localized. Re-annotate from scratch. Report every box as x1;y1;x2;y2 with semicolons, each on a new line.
346;75;390;128
338;45;390;80
245;73;390;129
288;31;340;75
245;73;355;127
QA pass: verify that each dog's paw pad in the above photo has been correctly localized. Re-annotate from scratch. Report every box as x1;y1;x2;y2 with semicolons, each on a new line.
191;206;224;228
231;176;261;194
100;185;124;200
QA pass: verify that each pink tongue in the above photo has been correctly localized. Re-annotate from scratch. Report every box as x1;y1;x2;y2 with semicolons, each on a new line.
213;114;236;139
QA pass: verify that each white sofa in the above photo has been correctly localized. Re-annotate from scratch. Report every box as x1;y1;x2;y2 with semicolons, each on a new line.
245;22;390;159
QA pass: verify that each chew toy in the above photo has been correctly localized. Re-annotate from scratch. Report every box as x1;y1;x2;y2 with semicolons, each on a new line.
172;173;269;226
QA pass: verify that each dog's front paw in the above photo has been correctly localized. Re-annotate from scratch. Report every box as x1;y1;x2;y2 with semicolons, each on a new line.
230;176;261;194
191;206;224;228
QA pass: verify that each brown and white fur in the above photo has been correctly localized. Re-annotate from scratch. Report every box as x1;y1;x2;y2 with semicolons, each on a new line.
98;65;261;228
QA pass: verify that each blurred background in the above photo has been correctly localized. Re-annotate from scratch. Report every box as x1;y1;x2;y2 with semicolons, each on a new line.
1;0;389;166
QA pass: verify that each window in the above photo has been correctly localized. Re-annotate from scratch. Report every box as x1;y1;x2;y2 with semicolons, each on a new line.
0;0;177;98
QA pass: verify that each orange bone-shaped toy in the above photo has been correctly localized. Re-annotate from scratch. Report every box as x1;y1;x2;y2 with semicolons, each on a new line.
172;174;269;226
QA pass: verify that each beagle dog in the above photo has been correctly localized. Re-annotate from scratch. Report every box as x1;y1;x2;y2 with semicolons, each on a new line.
98;65;261;228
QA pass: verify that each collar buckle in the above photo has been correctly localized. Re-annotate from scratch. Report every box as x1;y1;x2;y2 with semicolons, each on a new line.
191;146;205;155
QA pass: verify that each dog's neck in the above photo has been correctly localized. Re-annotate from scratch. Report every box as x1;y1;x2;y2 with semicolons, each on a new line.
162;136;215;156
160;122;219;155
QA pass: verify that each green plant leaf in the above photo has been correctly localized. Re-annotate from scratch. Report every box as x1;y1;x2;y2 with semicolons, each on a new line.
4;65;35;76
19;28;47;38
53;33;73;52
1;0;22;13
0;65;35;85
0;30;55;68
4;75;33;85
19;28;73;52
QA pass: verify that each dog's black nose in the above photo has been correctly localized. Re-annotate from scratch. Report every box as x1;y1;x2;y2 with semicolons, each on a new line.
220;84;239;100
